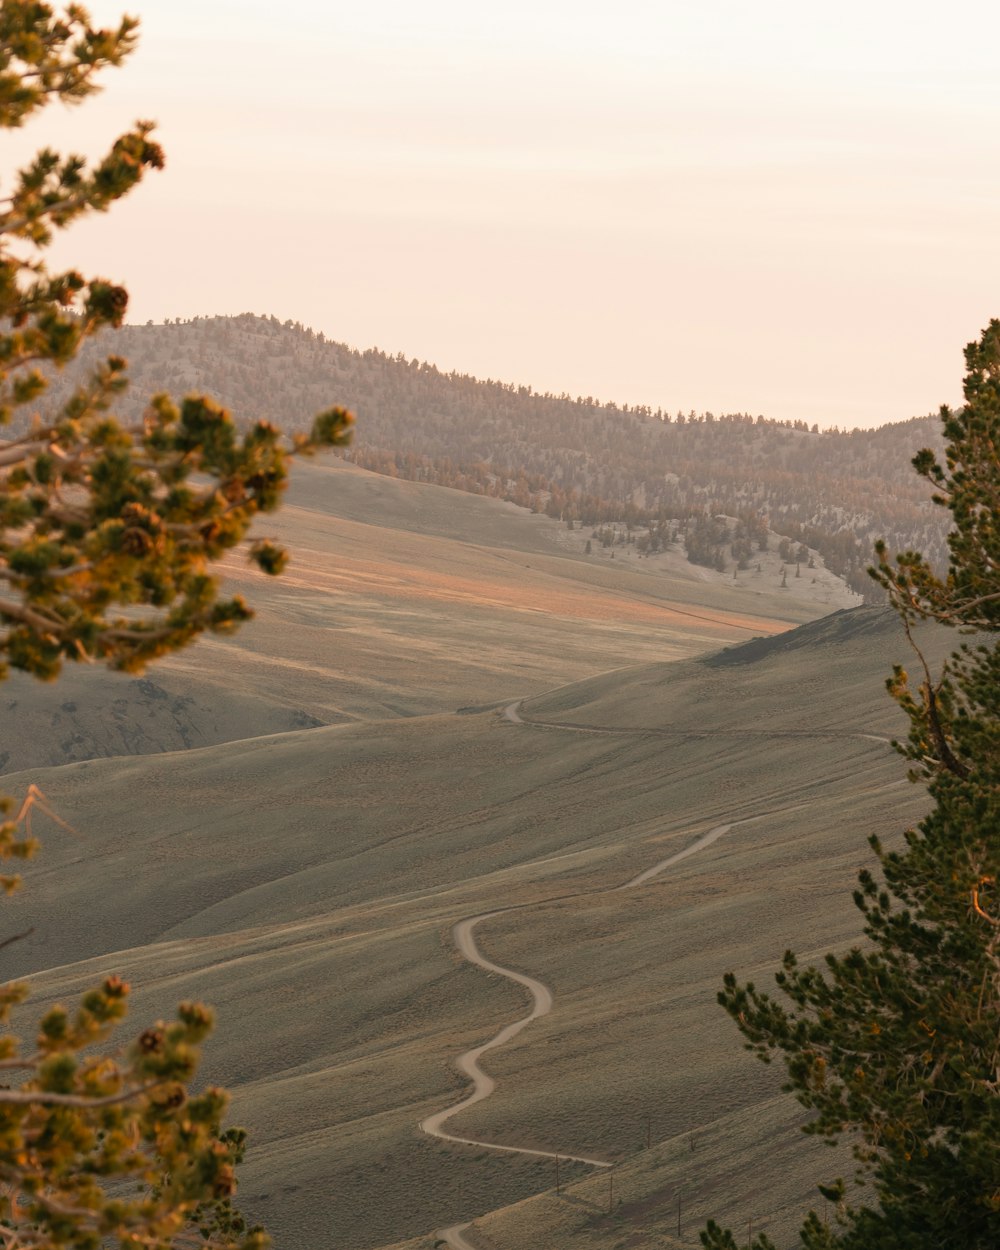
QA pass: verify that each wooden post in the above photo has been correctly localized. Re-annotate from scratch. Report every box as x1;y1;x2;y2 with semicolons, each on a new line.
608;1167;614;1214
748;1214;753;1247
555;1153;560;1195
644;1114;651;1150
677;1191;681;1237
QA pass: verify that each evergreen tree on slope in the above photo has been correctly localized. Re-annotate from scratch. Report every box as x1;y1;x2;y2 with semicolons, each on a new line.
703;321;1000;1250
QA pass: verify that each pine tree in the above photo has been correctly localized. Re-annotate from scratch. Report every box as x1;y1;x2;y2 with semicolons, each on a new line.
701;322;1000;1250
0;4;352;1246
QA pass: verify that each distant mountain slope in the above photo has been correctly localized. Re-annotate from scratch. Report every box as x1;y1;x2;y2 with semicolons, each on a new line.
33;314;948;596
4;459;831;774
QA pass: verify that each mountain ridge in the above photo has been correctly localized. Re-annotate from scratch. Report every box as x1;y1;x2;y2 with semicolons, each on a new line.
31;313;949;597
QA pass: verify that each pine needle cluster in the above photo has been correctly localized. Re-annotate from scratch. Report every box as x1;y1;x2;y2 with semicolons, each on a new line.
0;4;353;1246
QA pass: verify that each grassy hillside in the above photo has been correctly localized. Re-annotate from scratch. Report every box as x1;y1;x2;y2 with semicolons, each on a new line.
3;459;846;773
0;455;940;1250
1;598;947;1250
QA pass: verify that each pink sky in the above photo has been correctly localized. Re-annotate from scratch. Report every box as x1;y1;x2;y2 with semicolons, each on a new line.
14;0;1000;427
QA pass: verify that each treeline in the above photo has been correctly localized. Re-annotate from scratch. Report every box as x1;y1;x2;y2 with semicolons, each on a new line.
32;313;948;597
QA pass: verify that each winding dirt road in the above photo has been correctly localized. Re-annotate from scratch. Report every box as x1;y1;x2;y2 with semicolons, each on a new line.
422;825;735;1250
435;1222;475;1249
419;913;612;1168
424;700;888;1246
420;911;613;1250
420;817;736;1165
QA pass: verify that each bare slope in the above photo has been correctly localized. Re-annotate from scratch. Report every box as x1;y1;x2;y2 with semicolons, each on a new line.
0;667;323;774
2;458;833;773
2;606;946;1250
185;458;842;726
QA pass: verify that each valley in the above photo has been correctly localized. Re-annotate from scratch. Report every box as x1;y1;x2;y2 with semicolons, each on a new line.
0;461;935;1250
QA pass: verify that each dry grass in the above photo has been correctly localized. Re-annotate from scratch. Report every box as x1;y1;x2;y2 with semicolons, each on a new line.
0;463;944;1250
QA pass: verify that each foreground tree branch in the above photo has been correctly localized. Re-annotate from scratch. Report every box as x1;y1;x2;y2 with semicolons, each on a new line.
0;3;355;1247
702;323;1000;1250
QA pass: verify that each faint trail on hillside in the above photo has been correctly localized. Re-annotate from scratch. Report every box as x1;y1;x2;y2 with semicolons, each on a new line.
621;822;733;888
504;699;894;746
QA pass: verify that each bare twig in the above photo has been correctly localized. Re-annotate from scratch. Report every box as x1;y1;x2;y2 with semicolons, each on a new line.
0;1078;162;1108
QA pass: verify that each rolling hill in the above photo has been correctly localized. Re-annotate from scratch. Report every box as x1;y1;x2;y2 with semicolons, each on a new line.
2;458;850;773
33;313;951;597
0;462;940;1250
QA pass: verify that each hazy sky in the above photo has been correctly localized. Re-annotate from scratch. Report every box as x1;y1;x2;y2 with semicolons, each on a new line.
14;1;1000;427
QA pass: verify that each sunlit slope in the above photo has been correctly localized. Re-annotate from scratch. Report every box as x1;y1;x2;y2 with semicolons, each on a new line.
3;607;944;1250
175;458;833;727
1;458;832;773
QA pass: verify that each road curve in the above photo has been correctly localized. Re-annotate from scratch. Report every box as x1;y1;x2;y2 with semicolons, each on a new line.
421;816;737;1168
424;706;745;1248
436;1223;474;1250
502;700;525;724
419;911;612;1168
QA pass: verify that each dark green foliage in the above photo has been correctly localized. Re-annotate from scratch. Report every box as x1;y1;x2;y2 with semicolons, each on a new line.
684;512;730;571
703;323;1000;1249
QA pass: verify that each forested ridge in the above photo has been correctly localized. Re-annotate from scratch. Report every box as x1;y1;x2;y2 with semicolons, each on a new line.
35;313;947;596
